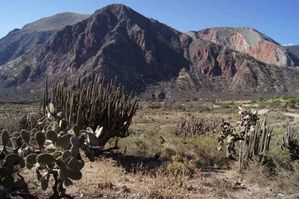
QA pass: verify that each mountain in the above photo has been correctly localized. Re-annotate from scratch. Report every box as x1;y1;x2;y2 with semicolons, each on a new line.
191;27;294;66
0;12;89;92
33;4;189;93
147;36;299;99
0;12;89;65
284;45;299;66
0;4;298;101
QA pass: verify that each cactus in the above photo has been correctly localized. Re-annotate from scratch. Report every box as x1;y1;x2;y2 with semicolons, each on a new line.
176;116;219;137
0;76;138;198
37;153;56;165
281;124;299;160
217;107;273;171
35;132;46;148
26;154;37;165
1;111;93;199
1;130;10;148
239;117;273;171
42;75;138;151
20;130;30;143
46;130;58;143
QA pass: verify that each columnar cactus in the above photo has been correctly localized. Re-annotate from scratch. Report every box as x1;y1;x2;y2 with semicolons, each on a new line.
281;124;299;160
239;116;273;171
217;106;273;171
42;76;138;150
176;116;219;137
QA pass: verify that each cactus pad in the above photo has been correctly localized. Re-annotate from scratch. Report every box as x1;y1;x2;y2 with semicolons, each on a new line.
35;132;46;148
37;153;55;165
1;130;10;147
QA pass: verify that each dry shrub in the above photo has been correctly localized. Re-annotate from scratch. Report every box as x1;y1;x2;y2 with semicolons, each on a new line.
143;167;190;199
162;135;229;170
163;153;197;176
208;178;235;198
0;105;38;132
244;158;299;193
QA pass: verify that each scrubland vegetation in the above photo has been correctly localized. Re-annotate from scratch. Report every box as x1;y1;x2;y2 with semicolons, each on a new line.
0;85;299;198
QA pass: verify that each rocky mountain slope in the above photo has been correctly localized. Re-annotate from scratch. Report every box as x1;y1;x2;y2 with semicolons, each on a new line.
0;4;298;101
284;45;299;66
0;13;89;89
191;27;294;66
0;12;89;65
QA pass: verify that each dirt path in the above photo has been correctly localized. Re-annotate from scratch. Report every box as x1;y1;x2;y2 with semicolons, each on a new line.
283;112;299;119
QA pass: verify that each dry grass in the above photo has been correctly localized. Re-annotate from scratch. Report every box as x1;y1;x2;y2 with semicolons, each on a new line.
0;103;38;131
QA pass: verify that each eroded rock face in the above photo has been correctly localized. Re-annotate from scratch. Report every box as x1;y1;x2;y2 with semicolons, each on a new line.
195;27;294;66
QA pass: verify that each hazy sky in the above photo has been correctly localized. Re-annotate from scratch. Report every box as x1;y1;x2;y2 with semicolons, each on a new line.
0;0;298;45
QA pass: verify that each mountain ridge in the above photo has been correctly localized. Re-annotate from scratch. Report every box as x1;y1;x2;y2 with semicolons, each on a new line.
0;4;298;101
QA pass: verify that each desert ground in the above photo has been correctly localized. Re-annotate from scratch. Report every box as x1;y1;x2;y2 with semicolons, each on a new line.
0;97;299;199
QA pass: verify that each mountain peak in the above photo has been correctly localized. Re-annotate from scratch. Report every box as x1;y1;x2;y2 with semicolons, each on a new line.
97;3;133;13
91;3;144;21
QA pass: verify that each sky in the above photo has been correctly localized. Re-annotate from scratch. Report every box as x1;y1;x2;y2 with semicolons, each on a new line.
0;0;298;45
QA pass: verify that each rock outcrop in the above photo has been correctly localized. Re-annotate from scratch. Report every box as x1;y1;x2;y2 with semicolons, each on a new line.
193;27;294;66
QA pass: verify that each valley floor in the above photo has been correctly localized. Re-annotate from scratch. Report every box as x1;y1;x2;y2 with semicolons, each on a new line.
1;98;299;198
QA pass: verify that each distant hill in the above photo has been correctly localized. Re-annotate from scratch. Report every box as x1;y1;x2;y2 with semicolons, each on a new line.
0;12;89;101
0;12;89;65
22;12;89;32
0;4;298;102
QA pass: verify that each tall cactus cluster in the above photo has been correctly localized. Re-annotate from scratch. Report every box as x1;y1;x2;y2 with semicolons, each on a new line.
217;107;273;171
282;124;299;160
176;116;219;137
42;76;138;149
239;117;273;171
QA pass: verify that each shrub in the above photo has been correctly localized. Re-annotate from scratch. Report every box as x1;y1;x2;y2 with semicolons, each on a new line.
163;153;196;176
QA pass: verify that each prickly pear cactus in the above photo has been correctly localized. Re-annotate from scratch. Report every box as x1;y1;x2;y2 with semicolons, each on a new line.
0;103;95;199
0;129;36;199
